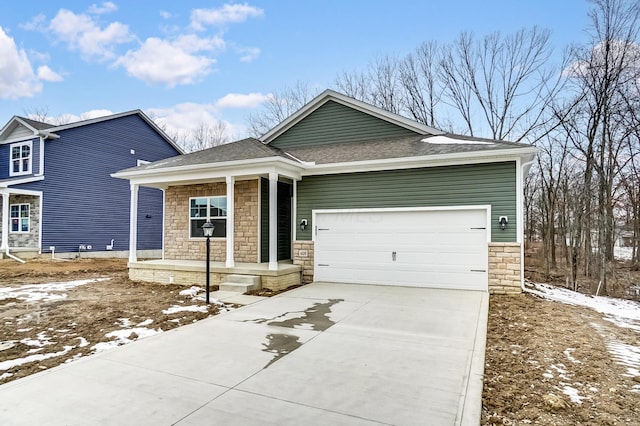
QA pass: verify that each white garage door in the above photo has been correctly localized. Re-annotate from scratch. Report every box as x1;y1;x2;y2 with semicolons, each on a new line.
313;208;488;290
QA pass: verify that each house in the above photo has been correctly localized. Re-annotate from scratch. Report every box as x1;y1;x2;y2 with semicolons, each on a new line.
114;90;538;294
0;111;183;260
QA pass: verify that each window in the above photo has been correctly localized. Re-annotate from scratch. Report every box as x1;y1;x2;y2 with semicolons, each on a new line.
10;204;30;233
10;141;32;176
189;196;227;238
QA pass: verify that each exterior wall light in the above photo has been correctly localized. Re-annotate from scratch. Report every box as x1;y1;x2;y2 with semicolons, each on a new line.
202;220;214;304
300;219;308;231
499;216;508;231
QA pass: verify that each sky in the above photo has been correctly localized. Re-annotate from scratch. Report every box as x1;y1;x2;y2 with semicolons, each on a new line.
0;1;593;142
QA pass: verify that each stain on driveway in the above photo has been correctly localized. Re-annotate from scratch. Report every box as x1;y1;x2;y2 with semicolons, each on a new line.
244;299;344;368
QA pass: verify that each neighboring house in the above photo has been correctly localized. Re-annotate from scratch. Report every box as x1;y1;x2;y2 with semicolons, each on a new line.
114;90;538;294
0;111;183;260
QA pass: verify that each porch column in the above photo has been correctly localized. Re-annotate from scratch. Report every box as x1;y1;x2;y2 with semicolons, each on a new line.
1;191;8;250
129;183;139;263
226;176;235;268
269;172;278;270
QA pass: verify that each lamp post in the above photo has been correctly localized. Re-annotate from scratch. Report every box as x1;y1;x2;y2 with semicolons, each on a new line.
202;220;214;304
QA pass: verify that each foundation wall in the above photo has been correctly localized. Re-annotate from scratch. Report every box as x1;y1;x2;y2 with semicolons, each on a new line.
488;242;523;294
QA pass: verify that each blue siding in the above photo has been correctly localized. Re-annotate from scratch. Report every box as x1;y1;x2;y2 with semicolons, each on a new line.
0;137;40;178
15;114;180;253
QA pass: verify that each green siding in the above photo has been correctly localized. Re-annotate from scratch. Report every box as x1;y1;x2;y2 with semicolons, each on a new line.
269;100;419;150
296;162;517;242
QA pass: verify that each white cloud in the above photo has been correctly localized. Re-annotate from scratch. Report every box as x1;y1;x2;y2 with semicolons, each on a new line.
215;92;269;109
80;109;114;120
238;46;260;62
88;2;118;15
20;14;46;31
0;26;42;99
191;3;264;31
115;36;220;87
48;8;132;61
160;11;172;20
37;65;63;82
147;102;245;141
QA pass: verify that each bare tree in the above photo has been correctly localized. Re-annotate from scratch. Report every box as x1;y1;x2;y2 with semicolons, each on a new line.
247;81;320;137
183;121;230;152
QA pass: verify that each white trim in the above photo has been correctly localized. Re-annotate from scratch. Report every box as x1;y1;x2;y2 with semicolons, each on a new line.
9;203;30;233
1;192;8;250
261;89;443;143
268;172;278;270
39;136;45;175
129;183;139;262
38;193;43;254
301;148;539;176
9;140;33;177
161;189;166;260
226;176;235;268
0;175;45;189
311;205;492;243
137;159;151;166
188;195;228;239
257;177;262;263
292;179;298;242
516;158;525;290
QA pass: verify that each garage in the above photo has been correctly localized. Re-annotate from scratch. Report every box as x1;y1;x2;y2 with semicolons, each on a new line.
313;207;489;290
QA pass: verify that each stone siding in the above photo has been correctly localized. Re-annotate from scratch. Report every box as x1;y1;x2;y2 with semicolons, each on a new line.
7;194;40;249
488;242;522;294
293;240;315;283
163;180;258;262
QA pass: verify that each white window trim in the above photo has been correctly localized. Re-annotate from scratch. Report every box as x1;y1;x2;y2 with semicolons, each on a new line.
188;195;227;239
9;141;33;177
10;203;30;233
137;159;151;166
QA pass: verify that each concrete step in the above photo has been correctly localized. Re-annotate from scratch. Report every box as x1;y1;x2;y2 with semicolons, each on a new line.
225;274;261;286
219;282;261;293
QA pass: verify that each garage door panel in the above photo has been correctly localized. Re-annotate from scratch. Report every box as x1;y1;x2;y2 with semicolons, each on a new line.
314;209;488;290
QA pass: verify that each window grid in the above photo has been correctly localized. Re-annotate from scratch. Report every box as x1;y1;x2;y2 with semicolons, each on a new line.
10;204;30;233
10;142;32;176
189;196;227;238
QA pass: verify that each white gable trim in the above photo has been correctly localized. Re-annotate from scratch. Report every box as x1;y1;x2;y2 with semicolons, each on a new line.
260;89;444;144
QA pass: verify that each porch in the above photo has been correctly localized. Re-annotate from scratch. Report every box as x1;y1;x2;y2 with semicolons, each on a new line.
128;259;302;291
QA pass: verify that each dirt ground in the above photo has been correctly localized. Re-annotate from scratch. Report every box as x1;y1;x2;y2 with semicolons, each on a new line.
0;258;224;384
483;289;640;425
1;258;640;424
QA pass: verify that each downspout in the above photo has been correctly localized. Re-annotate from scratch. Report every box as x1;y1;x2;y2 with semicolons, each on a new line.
519;157;537;291
5;248;26;264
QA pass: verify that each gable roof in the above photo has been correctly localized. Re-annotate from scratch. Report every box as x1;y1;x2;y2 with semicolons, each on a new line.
120;138;282;174
114;89;538;184
260;89;444;144
0;110;184;154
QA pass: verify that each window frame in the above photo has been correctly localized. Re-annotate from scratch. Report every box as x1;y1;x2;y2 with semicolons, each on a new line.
10;203;30;233
9;141;33;176
189;196;227;239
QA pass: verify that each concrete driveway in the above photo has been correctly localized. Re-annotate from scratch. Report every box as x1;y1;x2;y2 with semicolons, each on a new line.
0;282;488;426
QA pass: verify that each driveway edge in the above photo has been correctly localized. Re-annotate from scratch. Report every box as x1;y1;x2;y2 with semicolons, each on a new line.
458;291;489;425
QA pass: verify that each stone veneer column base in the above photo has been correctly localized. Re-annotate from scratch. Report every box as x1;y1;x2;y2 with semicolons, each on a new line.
488;242;523;294
293;241;315;284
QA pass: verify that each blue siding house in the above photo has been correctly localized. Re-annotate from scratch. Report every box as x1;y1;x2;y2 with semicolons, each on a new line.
0;111;182;259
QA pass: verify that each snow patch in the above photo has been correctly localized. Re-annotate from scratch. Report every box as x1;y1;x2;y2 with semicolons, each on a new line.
162;305;208;314
526;281;640;331
137;319;153;327
0;278;110;303
179;286;203;297
76;337;89;348
422;135;494;145
563;348;582;364
561;385;585;404
0;346;74;371
614;246;634;261
90;327;162;354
